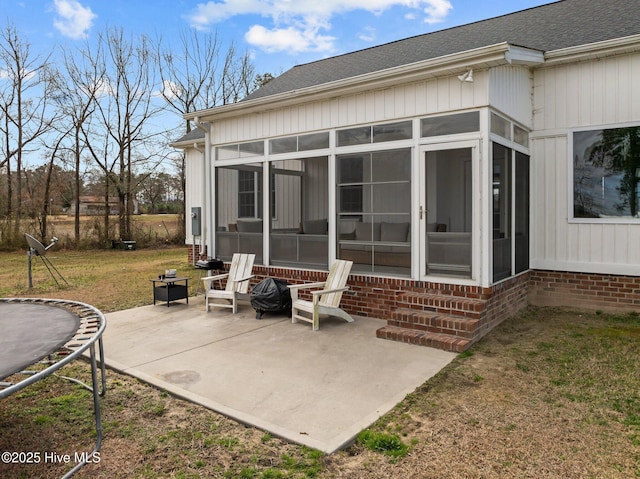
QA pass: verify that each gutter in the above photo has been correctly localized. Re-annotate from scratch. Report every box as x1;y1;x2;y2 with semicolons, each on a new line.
184;42;524;122
543;34;640;65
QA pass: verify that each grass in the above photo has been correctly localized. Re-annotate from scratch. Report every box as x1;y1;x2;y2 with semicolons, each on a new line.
356;430;409;458
0;246;193;312
0;248;639;478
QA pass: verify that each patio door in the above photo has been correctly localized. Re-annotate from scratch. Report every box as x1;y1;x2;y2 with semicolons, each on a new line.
419;141;477;279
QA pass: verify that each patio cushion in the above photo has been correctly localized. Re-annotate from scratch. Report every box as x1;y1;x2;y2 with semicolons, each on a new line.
236;219;263;233
355;222;381;241
380;222;409;242
302;218;328;234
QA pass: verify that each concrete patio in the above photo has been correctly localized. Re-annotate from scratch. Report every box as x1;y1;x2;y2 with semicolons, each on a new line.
103;296;456;453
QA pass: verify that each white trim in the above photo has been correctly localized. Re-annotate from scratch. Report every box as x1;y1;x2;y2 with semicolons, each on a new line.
419;139;481;285
504;45;544;66
568;121;640;224
543;34;640;65
185;43;521;122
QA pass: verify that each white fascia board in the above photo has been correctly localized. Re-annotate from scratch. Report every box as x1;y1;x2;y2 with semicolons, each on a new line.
184;42;517;123
504;45;545;65
543;34;640;65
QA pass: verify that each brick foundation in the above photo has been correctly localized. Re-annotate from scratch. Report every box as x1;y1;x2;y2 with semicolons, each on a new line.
187;244;208;264
530;270;640;313
190;247;638;350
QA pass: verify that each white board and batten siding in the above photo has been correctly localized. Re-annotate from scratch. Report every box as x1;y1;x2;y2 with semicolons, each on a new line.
210;71;490;145
531;52;640;275
185;148;204;240
489;65;533;129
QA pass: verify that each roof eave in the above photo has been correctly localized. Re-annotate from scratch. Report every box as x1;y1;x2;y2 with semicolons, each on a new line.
543;34;640;65
185;42;540;123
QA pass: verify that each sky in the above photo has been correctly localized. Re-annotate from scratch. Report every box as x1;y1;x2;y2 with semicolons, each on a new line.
3;0;553;77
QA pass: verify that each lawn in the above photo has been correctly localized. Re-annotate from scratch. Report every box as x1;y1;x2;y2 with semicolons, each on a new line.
0;247;638;478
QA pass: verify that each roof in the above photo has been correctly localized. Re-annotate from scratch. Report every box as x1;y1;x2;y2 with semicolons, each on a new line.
171;128;206;145
245;0;640;101
175;0;640;143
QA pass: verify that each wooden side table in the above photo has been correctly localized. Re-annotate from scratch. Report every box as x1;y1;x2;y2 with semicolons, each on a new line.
150;277;189;307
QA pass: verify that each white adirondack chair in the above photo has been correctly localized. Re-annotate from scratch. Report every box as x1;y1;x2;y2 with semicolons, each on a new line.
288;259;353;331
201;253;255;313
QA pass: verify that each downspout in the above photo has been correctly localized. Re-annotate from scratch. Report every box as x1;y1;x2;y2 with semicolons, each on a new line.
192;142;205;262
193;116;213;259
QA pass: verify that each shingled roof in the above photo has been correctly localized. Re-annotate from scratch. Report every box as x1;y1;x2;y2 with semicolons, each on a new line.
245;0;640;101
174;0;639;143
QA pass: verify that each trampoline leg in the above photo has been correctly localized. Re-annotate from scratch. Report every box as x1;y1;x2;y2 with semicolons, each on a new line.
61;344;103;479
97;337;106;396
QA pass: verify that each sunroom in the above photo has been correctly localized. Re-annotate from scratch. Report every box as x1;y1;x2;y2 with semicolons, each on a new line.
179;43;543;351
192;106;531;288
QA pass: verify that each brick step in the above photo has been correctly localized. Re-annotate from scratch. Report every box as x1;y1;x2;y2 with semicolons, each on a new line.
389;308;480;339
397;291;487;319
376;325;470;353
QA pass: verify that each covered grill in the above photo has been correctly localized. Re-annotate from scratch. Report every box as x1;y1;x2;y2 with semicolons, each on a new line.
250;278;292;319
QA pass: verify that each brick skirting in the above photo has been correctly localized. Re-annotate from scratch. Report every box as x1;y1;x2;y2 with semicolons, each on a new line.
529;270;640;313
189;247;639;348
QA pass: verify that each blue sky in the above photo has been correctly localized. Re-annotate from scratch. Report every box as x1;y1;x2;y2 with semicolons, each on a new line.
3;0;552;76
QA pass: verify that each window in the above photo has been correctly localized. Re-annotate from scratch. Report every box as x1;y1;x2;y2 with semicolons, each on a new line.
372;121;412;143
270;157;329;268
514;125;529;147
337;148;411;275
269;137;297;154
216;141;264;160
492;143;530;282
216;163;264;263
299;132;330;151
269;132;330;154
337;121;412;147
338;156;364;212
490;113;511;140
573;125;640;219
421;111;479;137
238;170;257;218
337;126;371;146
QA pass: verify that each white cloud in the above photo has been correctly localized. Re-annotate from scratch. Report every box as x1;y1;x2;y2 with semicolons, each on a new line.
185;0;452;53
52;0;96;40
358;26;376;43
422;0;452;25
245;25;335;53
160;80;184;100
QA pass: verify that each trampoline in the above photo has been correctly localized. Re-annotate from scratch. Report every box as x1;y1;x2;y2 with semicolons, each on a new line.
0;298;106;478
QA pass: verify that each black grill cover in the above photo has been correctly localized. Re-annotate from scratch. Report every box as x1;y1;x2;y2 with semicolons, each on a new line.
250;278;291;319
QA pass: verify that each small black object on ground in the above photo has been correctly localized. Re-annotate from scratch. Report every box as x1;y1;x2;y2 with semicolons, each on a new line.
111;239;136;250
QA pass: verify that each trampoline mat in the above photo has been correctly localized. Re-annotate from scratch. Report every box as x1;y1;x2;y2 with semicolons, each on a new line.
0;303;80;381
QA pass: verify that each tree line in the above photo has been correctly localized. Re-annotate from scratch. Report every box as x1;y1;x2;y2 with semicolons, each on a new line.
0;22;272;249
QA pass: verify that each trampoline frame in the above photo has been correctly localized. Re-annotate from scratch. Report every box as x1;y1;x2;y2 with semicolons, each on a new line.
0;298;107;478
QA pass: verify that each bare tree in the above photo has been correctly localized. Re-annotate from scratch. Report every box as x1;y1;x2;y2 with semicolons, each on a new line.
51;40;106;244
0;23;57;238
156;29;223;134
84;27;165;243
155;30;257;242
221;43;255;105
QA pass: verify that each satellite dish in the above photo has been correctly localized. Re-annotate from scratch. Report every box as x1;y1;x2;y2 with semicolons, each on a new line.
25;234;47;256
25;233;68;288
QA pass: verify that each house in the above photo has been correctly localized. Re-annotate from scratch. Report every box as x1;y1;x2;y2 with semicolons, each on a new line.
67;196;119;216
172;0;640;352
